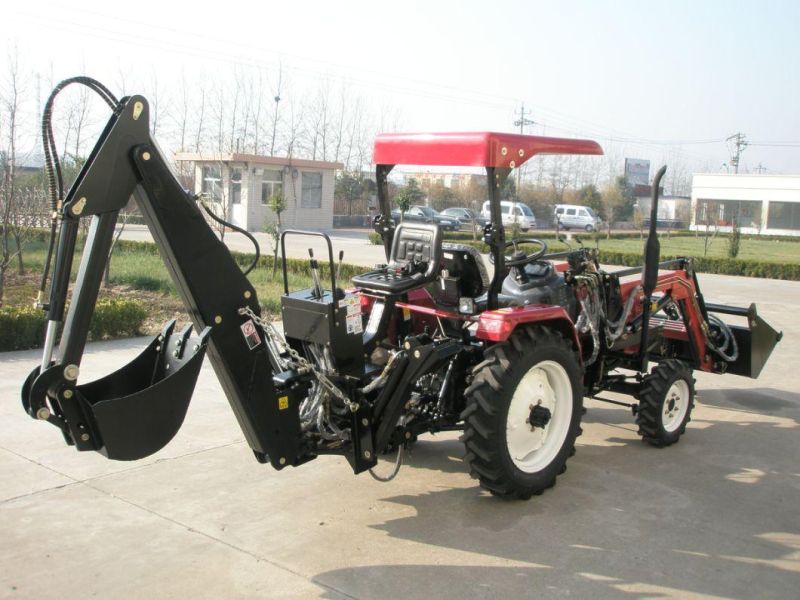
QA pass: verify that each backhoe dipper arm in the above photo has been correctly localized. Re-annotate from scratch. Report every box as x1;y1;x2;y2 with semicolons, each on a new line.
23;96;297;468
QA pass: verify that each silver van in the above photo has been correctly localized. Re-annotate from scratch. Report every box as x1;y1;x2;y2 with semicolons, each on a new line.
554;204;601;231
481;201;536;231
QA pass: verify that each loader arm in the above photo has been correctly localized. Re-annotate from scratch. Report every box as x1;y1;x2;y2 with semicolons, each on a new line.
22;96;300;468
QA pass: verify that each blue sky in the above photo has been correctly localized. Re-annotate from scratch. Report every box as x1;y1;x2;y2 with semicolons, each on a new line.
3;0;799;174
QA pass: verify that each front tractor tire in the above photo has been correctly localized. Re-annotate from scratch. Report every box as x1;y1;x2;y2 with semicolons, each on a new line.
462;326;583;500
636;359;695;447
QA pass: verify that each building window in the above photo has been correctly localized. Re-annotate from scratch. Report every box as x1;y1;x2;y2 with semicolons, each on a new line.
261;169;283;205
201;165;222;202
301;171;322;209
696;199;762;228
767;201;800;230
230;168;242;205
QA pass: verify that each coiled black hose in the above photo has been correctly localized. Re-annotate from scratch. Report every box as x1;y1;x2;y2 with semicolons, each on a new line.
38;77;120;302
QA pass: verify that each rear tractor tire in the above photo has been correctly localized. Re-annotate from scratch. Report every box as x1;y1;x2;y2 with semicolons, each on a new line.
461;326;583;500
636;359;695;447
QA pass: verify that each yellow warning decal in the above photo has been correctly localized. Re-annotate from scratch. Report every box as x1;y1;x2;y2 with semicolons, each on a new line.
278;396;289;410
402;308;411;320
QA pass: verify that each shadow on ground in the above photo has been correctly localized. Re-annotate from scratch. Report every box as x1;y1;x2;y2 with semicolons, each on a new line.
313;390;799;599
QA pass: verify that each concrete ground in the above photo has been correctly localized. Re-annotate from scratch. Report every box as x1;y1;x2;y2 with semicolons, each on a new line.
2;264;799;598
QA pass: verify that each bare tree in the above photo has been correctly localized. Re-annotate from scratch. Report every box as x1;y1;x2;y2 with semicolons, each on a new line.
332;83;349;164
698;199;720;256
284;94;305;159
601;180;625;240
269;63;284;156
211;82;226;153
61;82;92;161
104;203;133;287
175;71;190;152
305;82;331;160
250;69;265;154
194;86;206;152
0;50;26;303
228;72;241;152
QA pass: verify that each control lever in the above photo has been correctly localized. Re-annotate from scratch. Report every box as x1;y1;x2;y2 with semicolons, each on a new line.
308;248;324;299
335;250;344;286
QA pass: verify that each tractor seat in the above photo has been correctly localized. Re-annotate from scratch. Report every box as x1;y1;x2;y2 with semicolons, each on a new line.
352;223;443;294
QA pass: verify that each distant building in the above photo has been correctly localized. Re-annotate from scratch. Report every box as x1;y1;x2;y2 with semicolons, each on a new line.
690;173;800;236
401;171;487;190
635;188;691;227
175;153;343;232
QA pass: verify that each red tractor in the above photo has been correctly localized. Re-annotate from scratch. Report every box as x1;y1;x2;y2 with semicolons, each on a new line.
22;79;781;499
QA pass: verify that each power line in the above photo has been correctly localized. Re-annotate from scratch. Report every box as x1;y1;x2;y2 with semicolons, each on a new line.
16;5;800;173
18;7;749;154
749;141;800;147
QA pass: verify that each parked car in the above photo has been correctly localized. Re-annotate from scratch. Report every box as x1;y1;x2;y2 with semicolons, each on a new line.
481;201;536;231
391;205;461;230
553;204;601;231
441;207;489;229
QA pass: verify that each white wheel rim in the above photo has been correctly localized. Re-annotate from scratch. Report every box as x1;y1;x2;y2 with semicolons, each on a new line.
505;360;573;473
662;379;690;433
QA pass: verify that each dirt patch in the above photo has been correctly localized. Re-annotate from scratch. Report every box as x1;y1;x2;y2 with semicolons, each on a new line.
3;272;187;337
104;284;188;335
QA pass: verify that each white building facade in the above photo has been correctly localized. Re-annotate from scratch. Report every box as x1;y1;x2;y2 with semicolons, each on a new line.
175;153;342;232
691;173;800;236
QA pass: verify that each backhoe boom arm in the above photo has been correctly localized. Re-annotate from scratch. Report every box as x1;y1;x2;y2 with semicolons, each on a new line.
23;96;296;467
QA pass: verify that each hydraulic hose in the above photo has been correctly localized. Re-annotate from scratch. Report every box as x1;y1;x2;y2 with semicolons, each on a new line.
198;201;261;275
37;77;120;304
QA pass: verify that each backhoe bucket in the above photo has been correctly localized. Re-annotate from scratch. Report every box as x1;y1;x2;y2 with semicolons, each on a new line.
23;321;211;461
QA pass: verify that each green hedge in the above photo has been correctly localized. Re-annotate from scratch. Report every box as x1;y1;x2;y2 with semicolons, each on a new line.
423;238;800;280
597;251;800;280
0;298;147;352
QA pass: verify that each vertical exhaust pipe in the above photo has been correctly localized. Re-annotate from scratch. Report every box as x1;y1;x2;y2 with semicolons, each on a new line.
639;165;667;372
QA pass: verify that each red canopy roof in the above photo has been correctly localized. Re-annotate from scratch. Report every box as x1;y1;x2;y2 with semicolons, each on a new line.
373;132;603;169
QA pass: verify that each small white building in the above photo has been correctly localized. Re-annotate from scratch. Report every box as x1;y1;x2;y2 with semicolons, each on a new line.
691;173;800;236
635;195;691;226
175;153;343;232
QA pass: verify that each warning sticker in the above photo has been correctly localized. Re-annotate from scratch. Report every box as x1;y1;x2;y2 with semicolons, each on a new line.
240;319;262;350
344;294;361;315
278;395;289;410
346;313;364;335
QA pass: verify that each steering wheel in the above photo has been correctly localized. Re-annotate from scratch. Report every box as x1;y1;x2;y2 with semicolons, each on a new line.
488;238;548;267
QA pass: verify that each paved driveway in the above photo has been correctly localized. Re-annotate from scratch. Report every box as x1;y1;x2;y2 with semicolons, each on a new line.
1;272;798;599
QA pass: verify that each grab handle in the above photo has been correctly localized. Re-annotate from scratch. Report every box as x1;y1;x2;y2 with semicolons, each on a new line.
280;230;338;306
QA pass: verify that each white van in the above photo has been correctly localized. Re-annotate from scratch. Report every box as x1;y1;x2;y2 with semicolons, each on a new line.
481;201;536;231
553;204;601;231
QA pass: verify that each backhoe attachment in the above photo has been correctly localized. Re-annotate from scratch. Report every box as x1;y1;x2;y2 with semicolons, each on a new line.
22;93;300;468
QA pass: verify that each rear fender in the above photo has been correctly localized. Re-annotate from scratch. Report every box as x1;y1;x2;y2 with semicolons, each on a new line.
475;305;581;357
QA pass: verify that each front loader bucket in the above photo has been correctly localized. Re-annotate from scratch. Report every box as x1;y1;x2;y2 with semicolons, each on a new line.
711;304;782;379
24;321;211;461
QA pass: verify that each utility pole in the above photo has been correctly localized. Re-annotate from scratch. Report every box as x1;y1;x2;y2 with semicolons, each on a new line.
755;163;767;174
513;101;536;192
726;132;748;174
